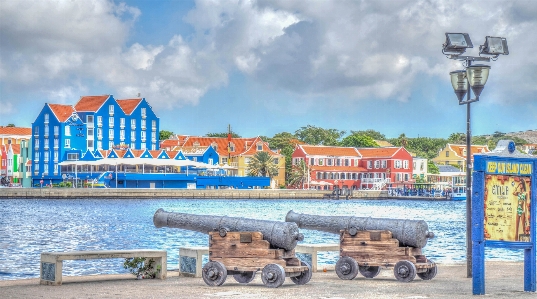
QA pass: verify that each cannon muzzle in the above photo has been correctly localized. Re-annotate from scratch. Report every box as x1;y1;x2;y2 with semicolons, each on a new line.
154;208;304;251
285;210;434;248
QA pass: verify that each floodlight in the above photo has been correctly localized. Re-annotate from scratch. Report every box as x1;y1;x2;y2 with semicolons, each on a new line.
443;33;473;54
480;36;509;56
466;64;491;98
449;70;468;102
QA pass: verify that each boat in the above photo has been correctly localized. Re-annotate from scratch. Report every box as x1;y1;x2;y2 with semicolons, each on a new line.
449;175;466;201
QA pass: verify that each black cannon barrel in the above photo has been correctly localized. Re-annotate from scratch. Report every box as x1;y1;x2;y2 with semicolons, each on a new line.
285;210;434;248
154;208;304;251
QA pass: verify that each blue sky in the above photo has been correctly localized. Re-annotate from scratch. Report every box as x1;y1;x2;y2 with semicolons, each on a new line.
1;0;536;139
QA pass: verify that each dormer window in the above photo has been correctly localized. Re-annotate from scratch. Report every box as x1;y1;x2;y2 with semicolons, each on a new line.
229;142;235;152
109;105;114;114
257;142;263;151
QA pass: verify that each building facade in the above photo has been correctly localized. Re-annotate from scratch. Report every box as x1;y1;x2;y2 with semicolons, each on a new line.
431;144;490;171
31;95;160;186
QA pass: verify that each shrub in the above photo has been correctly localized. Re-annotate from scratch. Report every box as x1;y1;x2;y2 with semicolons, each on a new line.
123;257;160;279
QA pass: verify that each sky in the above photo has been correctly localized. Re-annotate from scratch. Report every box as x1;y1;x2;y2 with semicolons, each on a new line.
1;0;536;140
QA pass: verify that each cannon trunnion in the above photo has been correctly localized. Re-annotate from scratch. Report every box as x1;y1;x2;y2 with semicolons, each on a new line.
154;209;311;288
286;210;437;283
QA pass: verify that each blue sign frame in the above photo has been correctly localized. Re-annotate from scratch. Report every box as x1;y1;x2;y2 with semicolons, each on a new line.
472;142;536;294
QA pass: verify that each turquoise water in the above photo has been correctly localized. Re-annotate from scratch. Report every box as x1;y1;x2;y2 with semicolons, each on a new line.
0;198;525;280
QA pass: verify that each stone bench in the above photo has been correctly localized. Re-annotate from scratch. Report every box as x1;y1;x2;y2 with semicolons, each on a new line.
295;243;340;272
40;250;167;285
179;247;209;277
178;244;340;276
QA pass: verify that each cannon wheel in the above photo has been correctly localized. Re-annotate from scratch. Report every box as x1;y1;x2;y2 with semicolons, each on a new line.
417;259;437;280
359;265;381;278
202;261;227;286
261;264;286;288
335;256;359;280
233;271;256;284
394;260;416;282
290;261;312;285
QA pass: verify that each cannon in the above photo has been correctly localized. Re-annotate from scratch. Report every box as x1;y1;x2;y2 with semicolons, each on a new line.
154;209;312;288
285;210;437;282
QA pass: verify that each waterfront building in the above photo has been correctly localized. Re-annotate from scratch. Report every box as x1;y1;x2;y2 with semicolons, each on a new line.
162;135;286;188
0;126;31;146
431;144;490;172
412;156;428;180
31;95;160;186
291;145;414;190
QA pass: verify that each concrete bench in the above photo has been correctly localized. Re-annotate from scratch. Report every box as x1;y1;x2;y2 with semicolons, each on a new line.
40;250;167;285
179;247;209;277
295;243;340;272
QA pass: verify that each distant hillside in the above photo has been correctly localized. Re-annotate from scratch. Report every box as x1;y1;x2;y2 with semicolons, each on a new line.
504;130;537;144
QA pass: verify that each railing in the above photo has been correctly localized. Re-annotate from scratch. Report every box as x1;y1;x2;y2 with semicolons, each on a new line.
361;178;391;190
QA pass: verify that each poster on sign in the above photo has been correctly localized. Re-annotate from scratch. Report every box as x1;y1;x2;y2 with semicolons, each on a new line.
484;175;531;242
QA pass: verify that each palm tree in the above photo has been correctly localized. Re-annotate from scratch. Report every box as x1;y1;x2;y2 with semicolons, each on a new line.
287;160;311;189
247;152;279;178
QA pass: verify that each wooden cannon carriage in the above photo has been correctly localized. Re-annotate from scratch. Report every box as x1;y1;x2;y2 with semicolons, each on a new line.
203;230;311;287
154;209;312;288
336;229;437;282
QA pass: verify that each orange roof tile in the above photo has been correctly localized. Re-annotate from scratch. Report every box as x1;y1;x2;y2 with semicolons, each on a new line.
299;145;361;157
357;147;402;158
174;135;280;157
74;95;110;112
49;104;75;122
117;99;141;115
11;144;21;155
131;150;145;158
0;126;32;136
448;144;490;158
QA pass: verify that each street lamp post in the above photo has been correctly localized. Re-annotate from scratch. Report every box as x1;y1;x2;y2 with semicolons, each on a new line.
443;33;508;278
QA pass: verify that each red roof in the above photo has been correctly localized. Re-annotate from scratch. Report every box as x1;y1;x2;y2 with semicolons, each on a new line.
357;147;403;158
299;145;361;157
11;144;21;155
0;126;32;136
174;135;280;157
49;104;75;122
74;95;110;112
117;99;141;115
448;144;490;158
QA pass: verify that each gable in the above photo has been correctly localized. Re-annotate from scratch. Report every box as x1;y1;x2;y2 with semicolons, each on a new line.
49;104;75;122
74;95;110;112
117;99;141;115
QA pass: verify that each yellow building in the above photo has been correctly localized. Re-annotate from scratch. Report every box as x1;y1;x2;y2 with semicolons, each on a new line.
432;144;490;171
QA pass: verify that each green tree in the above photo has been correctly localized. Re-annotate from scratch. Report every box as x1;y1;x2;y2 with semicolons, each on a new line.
7;123;15;127
287;160;311;189
448;133;466;144
159;130;174;140
247;152;279;178
340;133;379;147
428;161;440;174
264;132;297;183
349;129;386;141
206;132;241;138
295;125;345;146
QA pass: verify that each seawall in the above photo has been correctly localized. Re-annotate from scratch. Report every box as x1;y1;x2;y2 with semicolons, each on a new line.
0;188;391;199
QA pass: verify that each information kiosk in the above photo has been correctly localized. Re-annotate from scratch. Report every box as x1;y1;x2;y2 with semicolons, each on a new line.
472;140;536;294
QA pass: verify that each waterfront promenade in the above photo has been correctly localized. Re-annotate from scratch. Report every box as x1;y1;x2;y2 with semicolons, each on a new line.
1;262;533;298
0;188;447;200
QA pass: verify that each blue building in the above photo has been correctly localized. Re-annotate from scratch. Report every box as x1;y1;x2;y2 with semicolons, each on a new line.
31;95;160;186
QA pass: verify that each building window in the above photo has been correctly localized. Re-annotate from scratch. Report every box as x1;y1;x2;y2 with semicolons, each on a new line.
382;160;387;168
120;130;125;140
109;141;113;149
257;143;262;151
34;152;40;161
374;160;380;169
43;164;48;174
109;105;114;114
319;159;324;166
44;126;49;136
310;158;314;165
131;119;136;129
65;125;71;136
34;139;39;148
141;108;146;118
345;159;349;166
109;117;114;127
445;151;449;157
34;126;39;136
109;129;114;137
367;161;372;169
65;139;70;148
336;159;341;166
120;118;125;127
229;142;235;152
222;157;228;164
141;143;146;149
87;128;93;136
87;115;94;124
44;151;49;162
327;159;333;166
141;119;146;129
67;153;79;160
152;120;156;128
141;131;146;140
54;151;58;161
97;116;103;126
44;139;49;149
131;131;135;141
54;164;58;174
273;158;279;164
97;141;102;149
44;113;49;123
87;140;94;148
403;160;409;169
54;126;59;136
395;160;402;169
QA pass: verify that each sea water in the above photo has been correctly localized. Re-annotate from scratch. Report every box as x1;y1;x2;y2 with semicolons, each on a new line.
0;198;525;280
